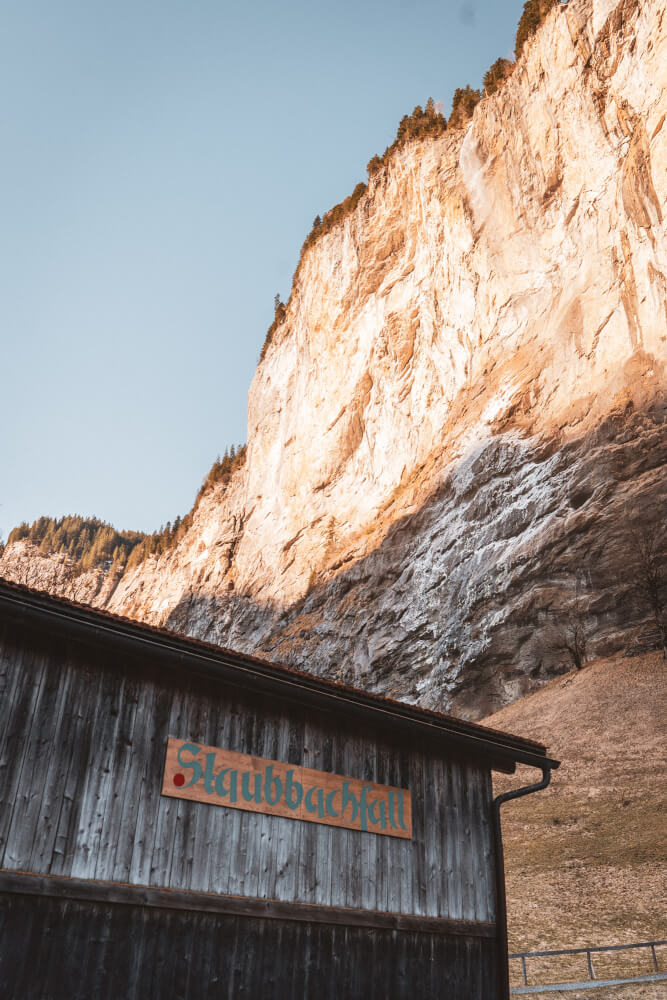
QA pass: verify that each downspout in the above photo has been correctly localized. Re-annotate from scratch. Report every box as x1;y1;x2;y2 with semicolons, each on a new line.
493;766;554;999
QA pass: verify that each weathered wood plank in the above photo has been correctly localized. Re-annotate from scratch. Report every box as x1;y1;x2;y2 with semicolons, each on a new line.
93;674;140;880
374;739;392;916
481;766;497;922
206;697;239;895
213;699;246;896
470;765;489;922
49;662;104;876
187;691;222;893
0;645;48;867
423;752;441;918
69;667;124;878
121;903;150;1000
28;656;78;873
0;870;497;937
229;708;255;898
122;679;168;884
444;757;462;920
342;725;364;909
0;890;499;999
410;744;427;916
0;633;26;766
193;694;229;894
397;745;413;915
457;759;472;922
461;761;477;922
360;735;377;912
4;647;63;869
148;685;187;886
384;729;404;917
263;715;293;902
168;689;209;892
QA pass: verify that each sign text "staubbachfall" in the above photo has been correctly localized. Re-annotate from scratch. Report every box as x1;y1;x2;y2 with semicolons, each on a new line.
162;737;412;839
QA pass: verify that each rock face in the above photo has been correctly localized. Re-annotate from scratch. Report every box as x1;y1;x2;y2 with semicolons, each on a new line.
3;0;666;718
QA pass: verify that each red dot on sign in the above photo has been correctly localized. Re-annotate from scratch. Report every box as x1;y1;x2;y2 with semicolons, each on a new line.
173;773;185;787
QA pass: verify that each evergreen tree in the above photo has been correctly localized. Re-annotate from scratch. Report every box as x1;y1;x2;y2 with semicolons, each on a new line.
515;0;558;57
483;57;512;96
366;154;383;176
449;85;481;128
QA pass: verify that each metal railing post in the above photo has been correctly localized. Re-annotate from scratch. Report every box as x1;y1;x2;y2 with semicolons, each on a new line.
508;940;667;993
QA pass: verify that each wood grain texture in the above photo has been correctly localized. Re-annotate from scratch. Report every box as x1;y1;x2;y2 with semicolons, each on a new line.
0;870;496;937
0;889;498;999
0;624;498;921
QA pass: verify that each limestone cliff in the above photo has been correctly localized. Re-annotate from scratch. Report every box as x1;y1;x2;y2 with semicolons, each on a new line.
3;0;666;718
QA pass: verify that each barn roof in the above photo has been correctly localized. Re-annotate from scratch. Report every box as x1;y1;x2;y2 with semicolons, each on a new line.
0;577;559;773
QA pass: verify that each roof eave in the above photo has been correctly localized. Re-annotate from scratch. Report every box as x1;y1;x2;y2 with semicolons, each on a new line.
0;581;560;774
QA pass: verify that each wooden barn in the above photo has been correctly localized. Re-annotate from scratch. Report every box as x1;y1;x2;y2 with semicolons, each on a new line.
0;579;559;999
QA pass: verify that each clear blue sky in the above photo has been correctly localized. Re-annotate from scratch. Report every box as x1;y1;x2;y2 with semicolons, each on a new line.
1;0;525;541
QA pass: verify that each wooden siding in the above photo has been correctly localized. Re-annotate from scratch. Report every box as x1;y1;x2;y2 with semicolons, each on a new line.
0;890;499;1000
0;622;497;923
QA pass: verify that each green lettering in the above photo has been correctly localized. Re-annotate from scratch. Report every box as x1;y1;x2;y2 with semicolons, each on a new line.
325;789;339;818
264;765;282;806
285;769;303;811
387;791;399;829
176;742;203;788
341;781;359;822
359;785;373;832
228;769;238;802
241;771;263;804
202;752;217;794
214;767;232;798
304;787;326;818
213;768;238;802
368;798;387;829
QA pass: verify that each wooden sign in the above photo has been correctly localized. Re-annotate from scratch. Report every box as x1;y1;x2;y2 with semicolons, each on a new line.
162;737;412;839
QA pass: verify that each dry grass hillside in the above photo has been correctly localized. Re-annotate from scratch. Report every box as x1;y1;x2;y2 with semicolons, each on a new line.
484;651;666;995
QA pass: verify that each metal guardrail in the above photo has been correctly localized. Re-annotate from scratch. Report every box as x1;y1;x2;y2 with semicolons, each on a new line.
509;939;667;994
511;972;667;994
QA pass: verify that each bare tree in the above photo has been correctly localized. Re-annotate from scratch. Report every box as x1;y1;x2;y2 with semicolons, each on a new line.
544;582;590;672
627;520;666;657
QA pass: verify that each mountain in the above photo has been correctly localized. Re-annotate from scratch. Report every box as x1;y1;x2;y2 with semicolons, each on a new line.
3;0;665;719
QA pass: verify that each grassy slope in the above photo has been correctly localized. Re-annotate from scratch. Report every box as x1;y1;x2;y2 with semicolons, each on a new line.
484;651;666;992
